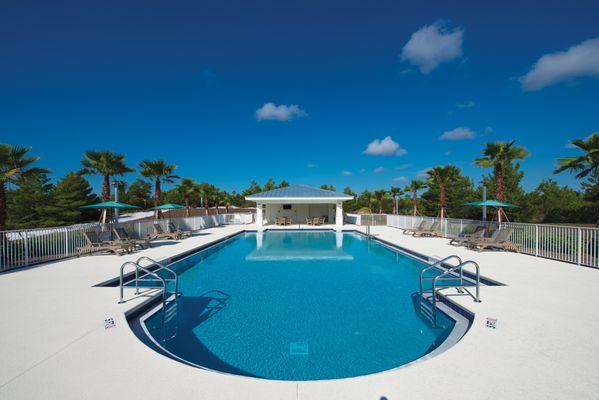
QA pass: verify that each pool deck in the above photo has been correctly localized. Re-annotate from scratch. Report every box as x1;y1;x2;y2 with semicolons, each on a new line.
1;223;598;399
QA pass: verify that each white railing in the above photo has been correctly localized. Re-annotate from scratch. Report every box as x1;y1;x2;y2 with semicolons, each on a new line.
387;214;599;268
344;213;388;226
0;213;255;272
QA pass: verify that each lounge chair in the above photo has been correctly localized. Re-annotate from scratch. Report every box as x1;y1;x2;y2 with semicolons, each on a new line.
468;228;522;252
448;226;486;247
403;221;429;235
113;227;150;249
77;231;132;257
413;221;442;237
148;224;182;241
168;222;192;238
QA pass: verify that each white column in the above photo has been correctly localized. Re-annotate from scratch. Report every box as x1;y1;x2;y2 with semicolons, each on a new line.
256;231;263;249
256;203;263;229
335;201;343;229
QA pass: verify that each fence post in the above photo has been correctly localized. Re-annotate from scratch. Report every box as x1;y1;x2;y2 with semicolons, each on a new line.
23;231;29;267
577;228;582;266
535;225;539;257
65;229;69;256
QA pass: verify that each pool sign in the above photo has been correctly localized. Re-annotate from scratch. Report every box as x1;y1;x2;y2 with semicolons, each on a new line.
486;317;498;329
104;317;116;330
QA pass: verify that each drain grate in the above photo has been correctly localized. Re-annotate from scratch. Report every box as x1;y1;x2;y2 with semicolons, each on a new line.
289;342;309;355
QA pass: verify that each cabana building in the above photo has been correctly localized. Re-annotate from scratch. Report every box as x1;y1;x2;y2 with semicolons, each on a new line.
245;185;354;228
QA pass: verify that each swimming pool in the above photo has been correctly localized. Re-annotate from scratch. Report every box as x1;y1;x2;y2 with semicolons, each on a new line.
133;231;468;380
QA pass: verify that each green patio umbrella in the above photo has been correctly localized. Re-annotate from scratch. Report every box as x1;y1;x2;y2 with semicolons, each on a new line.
149;203;185;219
467;200;520;223
81;201;139;224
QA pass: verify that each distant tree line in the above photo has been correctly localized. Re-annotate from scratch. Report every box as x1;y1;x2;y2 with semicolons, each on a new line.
0;134;597;230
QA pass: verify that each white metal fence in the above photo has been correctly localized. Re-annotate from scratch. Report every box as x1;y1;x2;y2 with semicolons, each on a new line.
344;213;388;226
387;214;599;268
0;213;255;272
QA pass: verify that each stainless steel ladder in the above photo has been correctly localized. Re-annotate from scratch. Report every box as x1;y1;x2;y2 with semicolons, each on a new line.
419;255;481;326
118;257;179;314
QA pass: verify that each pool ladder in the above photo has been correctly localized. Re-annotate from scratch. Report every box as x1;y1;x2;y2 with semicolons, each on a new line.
118;257;179;315
419;255;481;327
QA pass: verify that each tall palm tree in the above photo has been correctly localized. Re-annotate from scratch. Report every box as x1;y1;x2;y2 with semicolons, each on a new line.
139;160;179;208
389;187;402;214
475;140;529;203
0;144;49;230
426;166;460;218
176;178;199;216
81;150;134;201
373;189;387;214
404;180;426;216
554;133;598;179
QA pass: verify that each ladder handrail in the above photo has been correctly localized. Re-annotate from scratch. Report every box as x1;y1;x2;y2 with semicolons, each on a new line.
135;256;179;300
419;255;462;297
118;261;169;311
419;257;481;327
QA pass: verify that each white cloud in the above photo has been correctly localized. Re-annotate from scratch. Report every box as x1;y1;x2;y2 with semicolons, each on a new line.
373;166;385;173
400;21;464;74
256;102;308;121
306;163;318;168
521;38;599;91
363;136;407;156
394;163;411;170
456;100;475;109
342;170;353;176
439;127;477;141
393;176;408;182
416;167;433;178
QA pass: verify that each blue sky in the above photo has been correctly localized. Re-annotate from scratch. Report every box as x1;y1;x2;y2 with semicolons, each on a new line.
1;0;598;194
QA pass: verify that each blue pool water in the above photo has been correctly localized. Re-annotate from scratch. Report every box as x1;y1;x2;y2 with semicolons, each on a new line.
141;231;458;380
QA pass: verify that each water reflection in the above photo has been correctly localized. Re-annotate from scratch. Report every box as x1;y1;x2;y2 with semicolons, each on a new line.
247;231;352;261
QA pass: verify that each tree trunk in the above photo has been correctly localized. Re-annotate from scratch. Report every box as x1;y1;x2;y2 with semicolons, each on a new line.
154;178;161;219
494;164;505;202
184;195;190;217
102;175;111;201
0;182;7;231
412;190;418;216
494;164;505;222
439;184;446;218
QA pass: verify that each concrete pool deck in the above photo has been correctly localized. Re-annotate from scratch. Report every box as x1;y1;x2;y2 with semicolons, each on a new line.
0;224;598;399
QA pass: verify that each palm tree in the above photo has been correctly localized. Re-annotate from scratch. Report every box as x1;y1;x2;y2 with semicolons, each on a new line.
426;166;460;218
176;178;199;216
139;160;179;209
404;180;426;216
0;144;49;230
389;186;402;214
81;150;134;201
475;140;529;203
554;133;598;179
373;189;387;214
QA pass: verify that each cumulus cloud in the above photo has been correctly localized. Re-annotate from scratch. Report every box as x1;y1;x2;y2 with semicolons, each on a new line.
401;21;464;74
374;166;385;173
521;38;599;91
416;167;433;178
342;170;353;176
456;100;475;109
393;176;408;182
394;163;411;170
255;102;308;121
363;136;407;156
439;127;477;141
